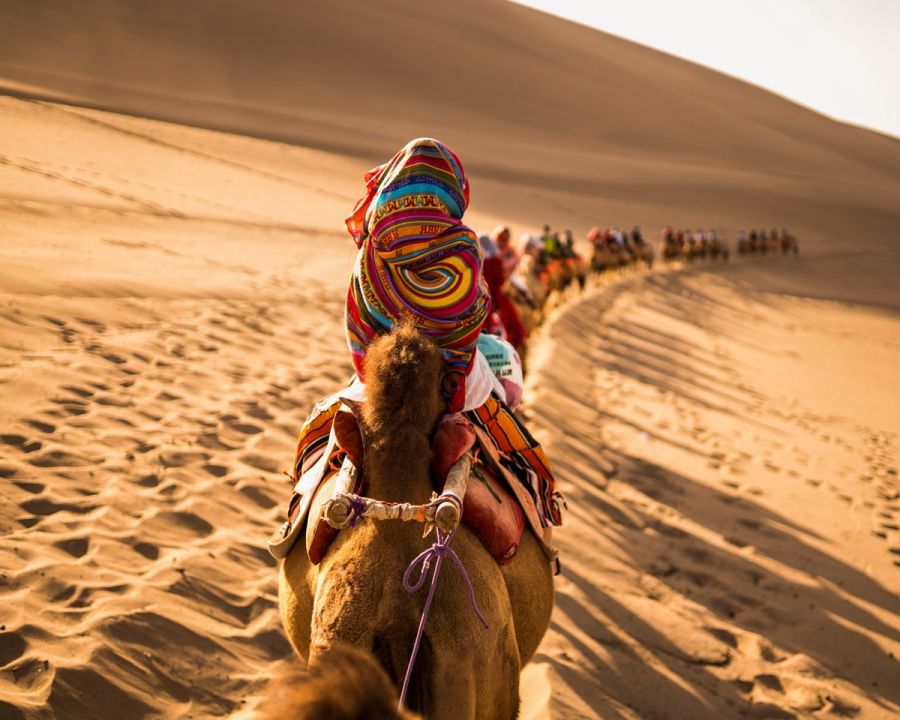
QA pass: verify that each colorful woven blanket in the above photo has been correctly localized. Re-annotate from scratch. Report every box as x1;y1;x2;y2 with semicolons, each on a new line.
344;138;490;386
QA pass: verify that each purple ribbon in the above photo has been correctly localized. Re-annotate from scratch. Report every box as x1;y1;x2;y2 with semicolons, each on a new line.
398;526;489;709
347;494;368;527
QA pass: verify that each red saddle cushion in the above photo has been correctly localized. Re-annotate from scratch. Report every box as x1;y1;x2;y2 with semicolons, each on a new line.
461;461;525;564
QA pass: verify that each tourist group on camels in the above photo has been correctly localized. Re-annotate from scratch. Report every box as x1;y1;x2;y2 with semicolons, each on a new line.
476;221;799;361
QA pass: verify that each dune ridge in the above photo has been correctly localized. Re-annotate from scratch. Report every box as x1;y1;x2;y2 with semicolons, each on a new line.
2;0;900;249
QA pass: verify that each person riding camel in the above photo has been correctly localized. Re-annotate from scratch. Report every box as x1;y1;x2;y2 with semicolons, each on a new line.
492;225;535;310
630;225;642;246
481;234;528;351
271;138;563;563
560;230;575;259
540;224;555;258
492;225;519;278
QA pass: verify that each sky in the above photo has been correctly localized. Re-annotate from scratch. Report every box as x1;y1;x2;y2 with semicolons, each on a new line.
511;0;900;140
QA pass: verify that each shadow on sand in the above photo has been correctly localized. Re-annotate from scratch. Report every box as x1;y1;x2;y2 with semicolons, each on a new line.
528;265;899;719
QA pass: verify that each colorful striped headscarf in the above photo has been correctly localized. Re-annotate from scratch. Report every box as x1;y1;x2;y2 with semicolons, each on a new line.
344;138;490;384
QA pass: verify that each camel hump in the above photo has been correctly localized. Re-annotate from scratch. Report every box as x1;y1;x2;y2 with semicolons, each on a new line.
258;644;421;720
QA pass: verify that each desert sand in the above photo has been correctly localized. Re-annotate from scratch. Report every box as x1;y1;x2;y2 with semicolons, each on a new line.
522;261;899;719
1;1;899;718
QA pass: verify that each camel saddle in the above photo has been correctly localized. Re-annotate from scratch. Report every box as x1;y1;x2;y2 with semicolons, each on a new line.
268;405;552;566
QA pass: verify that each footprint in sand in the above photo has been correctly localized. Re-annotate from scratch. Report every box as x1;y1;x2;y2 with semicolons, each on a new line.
28;449;91;468
92;349;127;365
866;433;900;564
733;637;836;718
135;473;160;487
703;626;738;648
202;463;229;478
0;434;41;453
41;315;66;328
753;673;784;692
145;510;214;540
75;317;106;332
158;482;184;498
94;394;132;407
19;497;98;517
237;482;278;509
241;401;274;421
0;630;27;667
61;385;94;398
12;481;44;494
132;540;160;560
228;422;264;435
196;432;241;451
25;419;55;433
158;450;210;468
50;397;89;416
239;453;279;474
52;537;90;558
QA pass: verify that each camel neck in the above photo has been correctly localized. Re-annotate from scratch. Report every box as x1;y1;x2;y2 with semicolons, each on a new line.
363;429;434;505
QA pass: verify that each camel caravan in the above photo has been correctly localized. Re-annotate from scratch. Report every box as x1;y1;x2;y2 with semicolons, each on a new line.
736;227;800;256
483;221;800;362
660;227;730;261
660;225;799;260
589;225;655;272
262;138;800;718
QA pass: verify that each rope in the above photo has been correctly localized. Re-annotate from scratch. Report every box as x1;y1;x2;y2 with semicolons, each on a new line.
329;492;434;527
397;526;489;710
347;494;369;527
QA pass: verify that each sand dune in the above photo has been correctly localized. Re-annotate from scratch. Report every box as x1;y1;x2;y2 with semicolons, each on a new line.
2;0;900;248
1;1;899;717
0;98;361;718
2;97;897;718
525;261;899;718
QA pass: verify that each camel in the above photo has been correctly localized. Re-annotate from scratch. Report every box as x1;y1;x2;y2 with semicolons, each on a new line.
591;243;614;273
512;253;547;332
259;645;422;720
631;240;654;269
278;322;554;719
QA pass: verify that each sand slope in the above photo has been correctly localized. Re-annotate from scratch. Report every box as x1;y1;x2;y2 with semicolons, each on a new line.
0;97;363;719
524;261;899;718
2;0;900;247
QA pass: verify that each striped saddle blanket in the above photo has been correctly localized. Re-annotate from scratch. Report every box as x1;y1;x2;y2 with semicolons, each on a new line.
267;390;561;566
